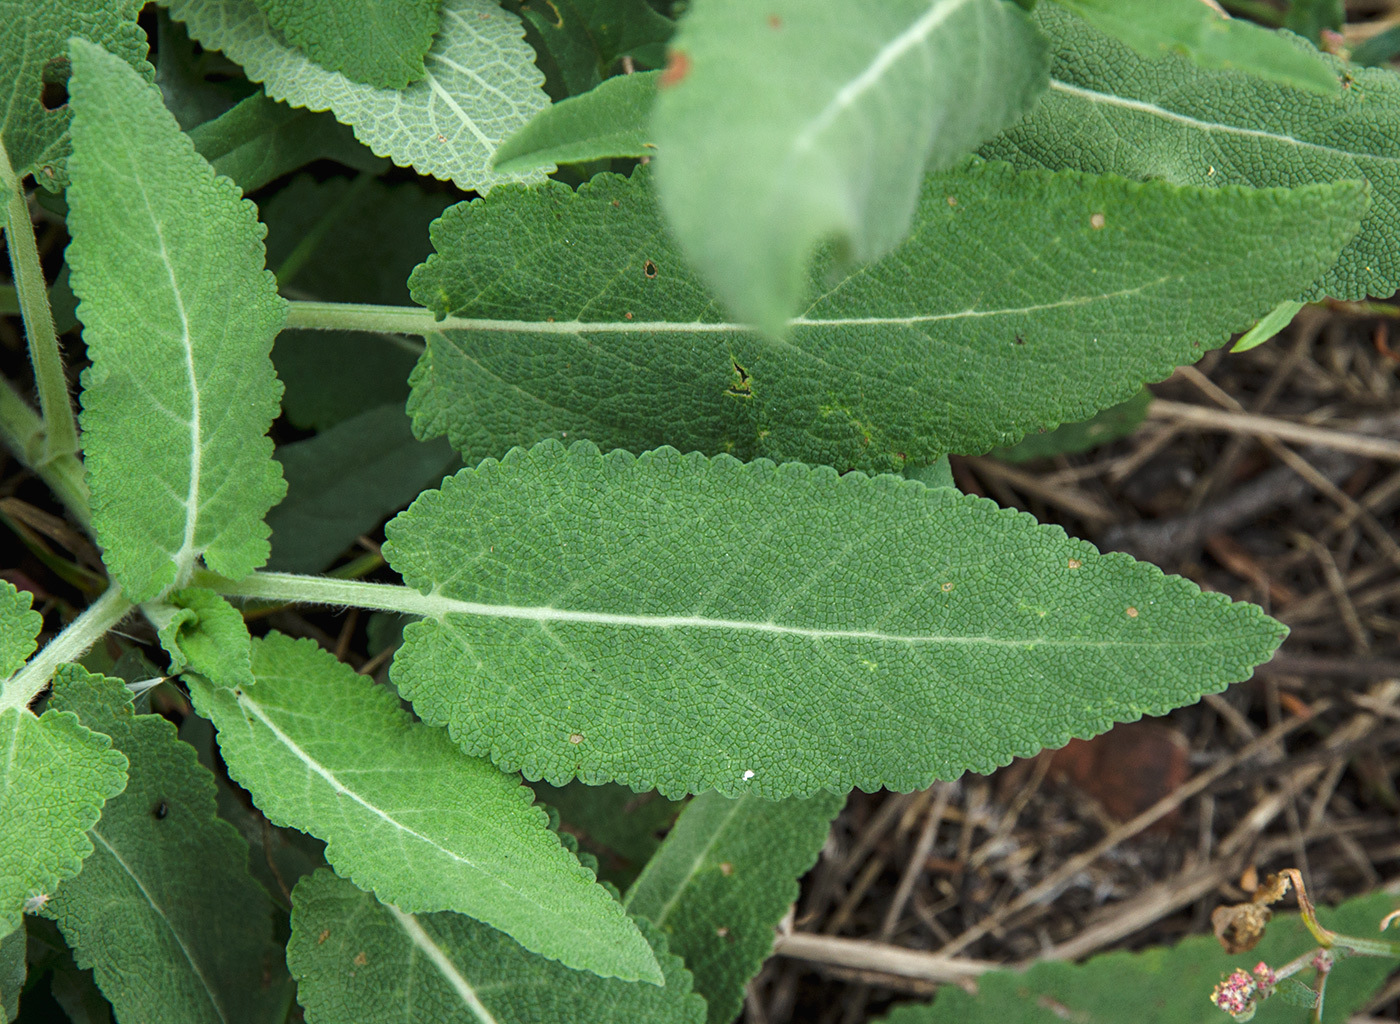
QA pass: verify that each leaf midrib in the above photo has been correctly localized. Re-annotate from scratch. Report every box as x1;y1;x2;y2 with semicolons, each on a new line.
388;905;502;1024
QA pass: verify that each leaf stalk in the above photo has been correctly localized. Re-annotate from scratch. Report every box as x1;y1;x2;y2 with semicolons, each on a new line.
1;585;132;712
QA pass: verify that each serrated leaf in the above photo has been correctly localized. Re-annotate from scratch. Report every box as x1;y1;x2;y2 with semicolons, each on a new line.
67;40;286;602
268;404;458;573
0;924;21;1021
530;781;685;888
164;0;551;191
493;70;659;173
407;163;1365;471
0;0;149;190
982;4;1394;301
626;792;842;1024
253;0;443;90
0;703;126;939
41;667;285;1024
0;581;42;680
187;632;662;983
877;889;1398;1024
990;388;1151;462
289;869;704;1023
1050;0;1336;94
652;0;1048;334
384;441;1286;798
151;587;253;688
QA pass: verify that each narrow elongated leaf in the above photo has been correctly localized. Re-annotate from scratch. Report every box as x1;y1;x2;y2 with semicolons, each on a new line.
67;40;286;601
0;0;148;190
626;792;843;1024
187;633;662;984
384;442;1287;798
253;0;442;89
289;870;704;1023
878;889;1399;1024
982;4;1395;301
41;668;283;1023
407;163;1365;471
493;71;659;173
164;0;551;191
652;0;1048;333
1050;0;1336;94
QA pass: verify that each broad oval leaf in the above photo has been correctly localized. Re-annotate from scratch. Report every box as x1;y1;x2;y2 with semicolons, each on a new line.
407;163;1366;472
67;39;286;601
652;0;1048;334
982;4;1396;301
165;0;550;192
187;633;663;984
253;0;443;90
384;442;1287;799
288;870;705;1024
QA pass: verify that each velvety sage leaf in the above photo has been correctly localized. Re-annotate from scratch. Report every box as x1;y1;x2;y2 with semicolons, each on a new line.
289;870;704;1022
164;0;550;191
268;403;458;573
494;70;658;172
151;588;253;688
407;163;1365;471
626;792;842;1024
188;91;387;194
188;632;662;983
67;40;286;602
0;701;126;939
0;0;149;190
652;0;1048;334
530;781;685;888
0;580;41;679
982;4;1394;301
877;889;1398;1024
1050;0;1336;94
0;923;21;1021
384;441;1287;798
254;0;442;90
508;0;674;100
40;668;282;1024
990;388;1151;462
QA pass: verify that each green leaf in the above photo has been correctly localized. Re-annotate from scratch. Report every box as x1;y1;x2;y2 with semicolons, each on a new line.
493;71;659;173
1284;0;1343;44
1049;0;1336;94
0;580;42;679
407;163;1365;471
1232;299;1305;353
252;0;443;90
39;668;283;1024
530;781;685;888
651;0;1048;334
187;632;662;983
384;441;1287;798
164;0;551;191
0;699;127;938
0;909;25;1020
151;588;254;688
0;0;149;190
188;91;388;194
876;889;1399;1024
626;792;842;1024
288;869;705;1023
981;4;1395;302
67;39;287;602
268;403;458;573
990;388;1151;462
505;0;673;100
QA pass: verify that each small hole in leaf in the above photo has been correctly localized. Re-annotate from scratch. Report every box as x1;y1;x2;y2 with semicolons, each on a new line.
40;57;70;110
643;259;658;278
941;582;954;592
153;801;169;819
1014;335;1025;346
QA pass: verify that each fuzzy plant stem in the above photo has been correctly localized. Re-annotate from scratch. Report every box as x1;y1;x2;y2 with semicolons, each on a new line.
1;586;133;712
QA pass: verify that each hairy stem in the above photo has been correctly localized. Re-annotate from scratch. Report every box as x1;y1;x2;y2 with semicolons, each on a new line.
0;140;79;463
284;301;447;336
0;375;91;528
1;586;133;712
194;569;439;617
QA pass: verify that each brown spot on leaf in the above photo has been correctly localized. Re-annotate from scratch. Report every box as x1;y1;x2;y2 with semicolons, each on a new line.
643;259;658;278
353;952;368;967
719;862;734;876
1125;606;1138;618
318;929;330;944
941;582;954;593
946;196;957;207
1212;901;1272;954
1090;212;1106;230
659;51;692;89
1067;558;1081;569
767;14;782;28
569;733;583;744
625;312;634;320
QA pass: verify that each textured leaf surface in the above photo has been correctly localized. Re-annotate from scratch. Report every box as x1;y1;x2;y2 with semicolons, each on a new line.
0;581;41;680
165;0;550;191
188;633;661;983
0;0;148;190
982;4;1395;301
42;668;283;1024
152;587;253;688
1051;0;1336;94
0;924;21;1021
67;40;286;602
0;705;126;938
289;869;703;1023
654;0;1048;333
990;389;1151;462
508;0;674;99
878;889;1399;1024
626;792;842;1024
385;442;1286;798
255;0;442;89
493;70;658;173
530;781;684;888
268;403;457;573
407;163;1365;471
